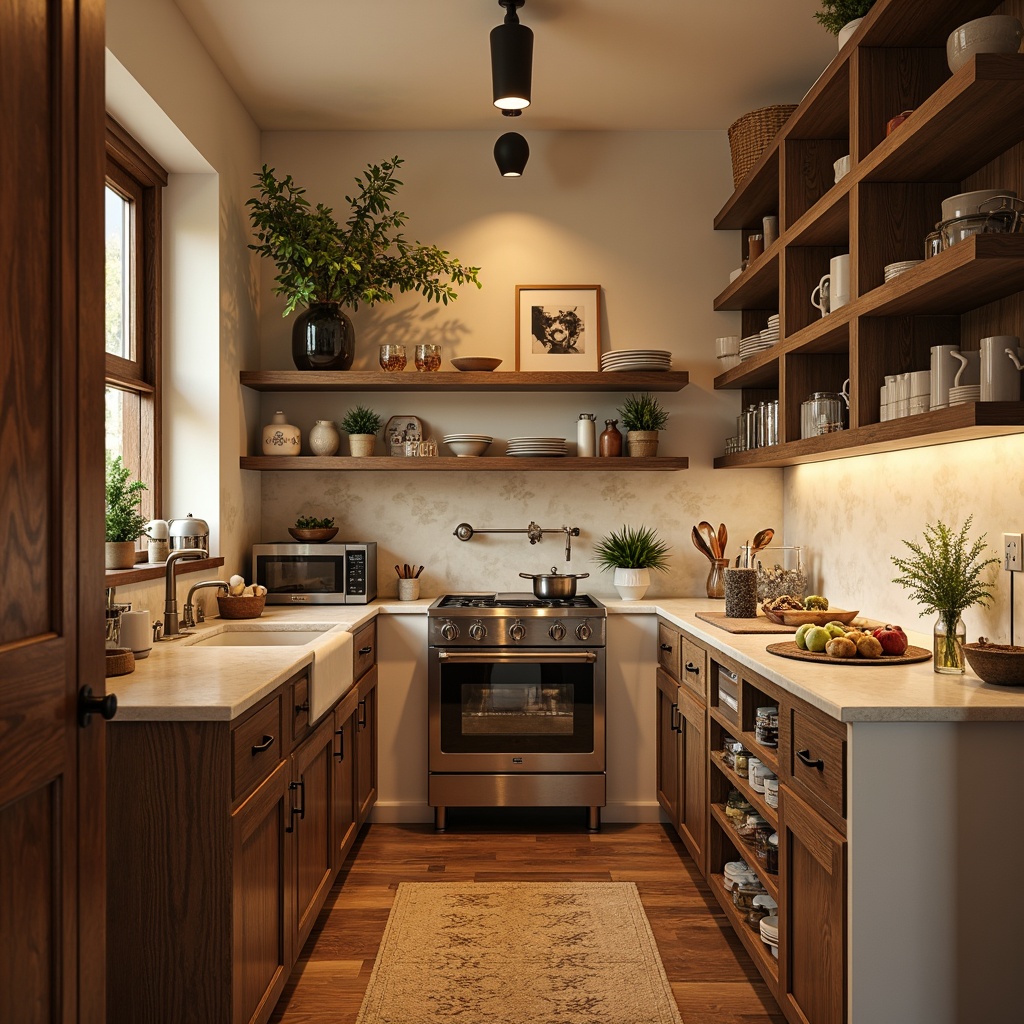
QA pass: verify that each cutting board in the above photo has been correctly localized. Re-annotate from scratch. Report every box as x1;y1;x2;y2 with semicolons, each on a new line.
696;611;796;634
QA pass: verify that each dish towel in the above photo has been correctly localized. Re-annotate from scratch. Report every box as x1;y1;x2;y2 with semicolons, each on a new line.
308;627;353;723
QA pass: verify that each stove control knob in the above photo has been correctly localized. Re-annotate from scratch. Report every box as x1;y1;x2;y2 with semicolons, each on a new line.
576;621;593;641
469;620;487;641
548;621;567;641
509;619;526;642
440;620;459;642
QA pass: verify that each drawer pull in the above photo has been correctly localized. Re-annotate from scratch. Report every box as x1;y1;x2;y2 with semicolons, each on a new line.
285;779;305;833
796;748;824;771
334;726;345;760
685;662;700;674
358;698;367;728
359;646;373;655
251;734;275;755
670;703;680;733
294;699;309;715
660;643;673;652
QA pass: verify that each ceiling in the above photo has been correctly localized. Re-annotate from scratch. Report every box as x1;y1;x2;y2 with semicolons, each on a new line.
173;0;838;132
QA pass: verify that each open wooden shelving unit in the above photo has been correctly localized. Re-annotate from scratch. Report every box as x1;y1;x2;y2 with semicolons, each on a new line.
240;455;688;472
711;0;1024;469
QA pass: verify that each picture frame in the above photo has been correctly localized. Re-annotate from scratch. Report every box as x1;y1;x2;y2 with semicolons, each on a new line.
515;285;601;372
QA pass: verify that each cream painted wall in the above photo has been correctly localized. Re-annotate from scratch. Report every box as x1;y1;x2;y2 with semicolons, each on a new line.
256;130;785;599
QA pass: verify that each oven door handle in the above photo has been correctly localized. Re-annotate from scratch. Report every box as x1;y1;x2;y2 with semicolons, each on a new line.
436;650;597;664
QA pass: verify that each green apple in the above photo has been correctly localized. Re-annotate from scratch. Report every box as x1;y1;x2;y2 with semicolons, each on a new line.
805;626;830;653
795;623;814;650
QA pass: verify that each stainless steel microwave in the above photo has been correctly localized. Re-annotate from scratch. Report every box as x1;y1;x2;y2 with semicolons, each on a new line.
252;543;377;604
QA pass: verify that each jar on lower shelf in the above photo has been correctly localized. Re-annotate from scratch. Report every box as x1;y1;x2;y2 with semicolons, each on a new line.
755;705;779;747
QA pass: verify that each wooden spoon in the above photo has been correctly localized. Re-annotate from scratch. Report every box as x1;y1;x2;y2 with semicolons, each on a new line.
750;527;774;557
717;523;728;560
697;521;720;559
691;526;716;563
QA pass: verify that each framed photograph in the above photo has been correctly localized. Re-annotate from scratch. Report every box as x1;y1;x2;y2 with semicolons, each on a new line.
515;285;601;372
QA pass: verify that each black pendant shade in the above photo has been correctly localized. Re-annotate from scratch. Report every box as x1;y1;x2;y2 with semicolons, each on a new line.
494;131;530;177
490;1;533;111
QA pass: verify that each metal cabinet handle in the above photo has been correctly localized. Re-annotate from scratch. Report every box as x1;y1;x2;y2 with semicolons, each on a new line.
685;662;700;674
285;779;305;832
358;698;367;729
251;734;275;755
660;643;673;652
359;646;373;655
334;726;345;760
796;748;824;771
670;703;681;733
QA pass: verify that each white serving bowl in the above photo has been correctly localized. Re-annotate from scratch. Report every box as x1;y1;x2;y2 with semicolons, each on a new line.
443;438;491;457
941;188;1018;221
946;15;1023;75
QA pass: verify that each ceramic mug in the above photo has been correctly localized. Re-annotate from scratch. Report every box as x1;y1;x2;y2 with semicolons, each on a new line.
910;370;931;397
981;335;1023;401
830;254;851;309
910;394;930;415
811;275;831;317
930;345;961;409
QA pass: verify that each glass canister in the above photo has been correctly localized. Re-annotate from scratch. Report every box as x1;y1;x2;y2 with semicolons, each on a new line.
755;706;779;747
747;546;807;601
732;745;751;777
800;391;846;438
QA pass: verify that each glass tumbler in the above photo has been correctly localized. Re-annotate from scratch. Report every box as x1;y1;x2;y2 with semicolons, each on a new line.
415;344;442;371
379;344;407;371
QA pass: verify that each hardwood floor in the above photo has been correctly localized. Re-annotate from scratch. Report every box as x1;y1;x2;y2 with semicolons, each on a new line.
271;811;784;1024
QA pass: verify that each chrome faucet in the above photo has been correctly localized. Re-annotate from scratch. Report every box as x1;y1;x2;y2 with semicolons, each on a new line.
182;580;229;629
162;548;208;636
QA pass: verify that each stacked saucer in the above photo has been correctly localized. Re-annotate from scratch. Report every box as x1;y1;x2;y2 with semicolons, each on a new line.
739;333;774;361
760;314;781;345
884;260;923;281
600;349;672;372
948;384;981;406
506;436;568;457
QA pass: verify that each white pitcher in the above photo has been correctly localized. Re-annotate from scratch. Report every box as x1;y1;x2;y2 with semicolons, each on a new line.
982;335;1023;401
930;345;960;409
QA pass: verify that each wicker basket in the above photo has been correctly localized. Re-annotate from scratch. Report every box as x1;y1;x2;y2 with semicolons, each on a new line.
217;594;266;619
727;104;798;189
105;647;136;677
626;431;659;457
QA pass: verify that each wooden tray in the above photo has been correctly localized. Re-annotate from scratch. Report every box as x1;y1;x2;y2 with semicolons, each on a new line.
696;611;795;634
761;608;859;626
766;641;931;665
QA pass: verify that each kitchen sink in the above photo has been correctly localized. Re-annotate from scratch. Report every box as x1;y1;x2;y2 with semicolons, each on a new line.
186;627;329;647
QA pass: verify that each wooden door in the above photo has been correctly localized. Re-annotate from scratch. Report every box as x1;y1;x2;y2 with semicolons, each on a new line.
333;690;360;865
655;668;679;821
676;687;707;872
0;1;106;1021
355;667;378;825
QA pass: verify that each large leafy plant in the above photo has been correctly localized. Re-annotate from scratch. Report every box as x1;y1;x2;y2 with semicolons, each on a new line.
105;454;148;543
247;156;481;316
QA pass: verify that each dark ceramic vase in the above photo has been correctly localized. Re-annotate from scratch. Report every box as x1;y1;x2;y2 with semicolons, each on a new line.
291;302;355;370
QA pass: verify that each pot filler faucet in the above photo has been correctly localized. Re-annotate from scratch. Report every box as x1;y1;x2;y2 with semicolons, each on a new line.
453;521;581;561
162;548;208;637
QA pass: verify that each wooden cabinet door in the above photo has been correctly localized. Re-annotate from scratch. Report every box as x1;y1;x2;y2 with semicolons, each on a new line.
778;785;847;1024
291;714;336;953
0;2;106;1021
232;761;293;1024
333;690;360;865
356;666;379;825
655;668;680;821
676;687;707;873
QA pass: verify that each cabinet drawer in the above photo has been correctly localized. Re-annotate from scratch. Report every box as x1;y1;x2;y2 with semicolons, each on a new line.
352;620;377;681
657;621;681;680
291;673;310;742
680;636;707;701
232;695;284;802
788;706;846;821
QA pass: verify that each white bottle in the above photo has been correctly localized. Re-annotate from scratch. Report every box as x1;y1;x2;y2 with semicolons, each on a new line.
577;413;597;457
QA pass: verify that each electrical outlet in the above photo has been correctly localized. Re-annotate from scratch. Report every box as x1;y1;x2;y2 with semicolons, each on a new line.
1004;533;1023;572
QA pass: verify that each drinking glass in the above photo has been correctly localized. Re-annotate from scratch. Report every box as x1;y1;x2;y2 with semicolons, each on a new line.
379;344;407;371
415;344;441;371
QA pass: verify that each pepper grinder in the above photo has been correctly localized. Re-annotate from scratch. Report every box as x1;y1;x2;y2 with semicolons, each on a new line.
577;413;597;457
599;419;623;457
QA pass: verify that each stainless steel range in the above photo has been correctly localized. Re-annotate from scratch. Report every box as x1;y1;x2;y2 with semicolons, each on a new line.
427;593;607;830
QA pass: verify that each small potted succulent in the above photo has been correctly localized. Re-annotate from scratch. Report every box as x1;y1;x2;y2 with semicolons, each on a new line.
341;405;384;456
593;524;671;600
618;393;668;457
104;454;149;569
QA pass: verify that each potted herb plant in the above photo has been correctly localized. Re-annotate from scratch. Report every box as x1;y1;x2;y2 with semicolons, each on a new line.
814;0;876;47
341;405;384;457
593;524;671;600
618;393;668;457
247;156;481;371
105;454;149;569
891;516;999;674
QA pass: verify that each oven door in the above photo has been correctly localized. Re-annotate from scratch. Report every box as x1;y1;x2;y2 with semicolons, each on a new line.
429;648;606;772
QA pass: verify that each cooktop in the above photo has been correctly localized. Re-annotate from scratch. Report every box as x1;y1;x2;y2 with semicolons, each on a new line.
431;593;604;611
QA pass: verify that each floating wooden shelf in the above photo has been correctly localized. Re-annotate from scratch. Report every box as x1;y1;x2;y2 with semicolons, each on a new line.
240;456;689;472
104;556;225;590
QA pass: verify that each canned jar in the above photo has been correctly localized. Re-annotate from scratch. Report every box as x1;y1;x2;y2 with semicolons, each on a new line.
764;776;779;809
750;762;775;794
766;832;779;875
755;706;779;747
732;746;751;777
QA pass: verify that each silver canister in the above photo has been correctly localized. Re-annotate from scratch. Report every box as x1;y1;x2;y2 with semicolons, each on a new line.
168;514;210;553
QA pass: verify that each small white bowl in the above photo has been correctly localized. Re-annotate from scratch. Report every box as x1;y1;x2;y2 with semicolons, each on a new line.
941;188;1018;221
444;438;491;457
947;15;1023;75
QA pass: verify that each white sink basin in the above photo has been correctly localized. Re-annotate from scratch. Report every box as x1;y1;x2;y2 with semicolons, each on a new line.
188;627;329;647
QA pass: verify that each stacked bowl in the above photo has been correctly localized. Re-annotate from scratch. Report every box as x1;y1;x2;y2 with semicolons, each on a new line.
442;434;493;457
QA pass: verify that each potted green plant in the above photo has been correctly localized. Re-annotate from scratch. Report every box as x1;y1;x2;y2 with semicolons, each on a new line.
247;156;481;371
289;516;338;543
891;516;999;674
593;524;671;600
105;454;149;569
341;405;384;457
814;0;875;46
618;393;668;457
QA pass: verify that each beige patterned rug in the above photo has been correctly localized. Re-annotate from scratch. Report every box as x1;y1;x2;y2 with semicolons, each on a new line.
355;881;684;1023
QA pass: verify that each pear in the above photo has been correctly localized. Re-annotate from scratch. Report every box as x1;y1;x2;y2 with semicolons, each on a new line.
826;636;857;658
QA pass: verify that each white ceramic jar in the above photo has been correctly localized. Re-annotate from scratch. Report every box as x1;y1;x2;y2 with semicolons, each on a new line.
262;411;301;455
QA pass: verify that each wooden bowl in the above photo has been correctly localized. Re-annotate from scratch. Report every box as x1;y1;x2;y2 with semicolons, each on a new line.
761;607;859;626
288;527;338;543
451;357;502;372
963;642;1024;685
217;594;266;620
105;648;136;677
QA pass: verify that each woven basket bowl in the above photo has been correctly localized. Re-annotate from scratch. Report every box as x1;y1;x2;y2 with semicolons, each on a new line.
217;594;266;620
963;643;1024;685
727;104;798;188
105;648;136;677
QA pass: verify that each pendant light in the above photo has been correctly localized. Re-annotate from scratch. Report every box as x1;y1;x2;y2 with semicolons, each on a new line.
490;0;533;113
494;131;530;177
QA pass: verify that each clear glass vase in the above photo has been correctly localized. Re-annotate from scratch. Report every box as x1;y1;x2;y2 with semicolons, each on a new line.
706;558;729;600
933;612;966;674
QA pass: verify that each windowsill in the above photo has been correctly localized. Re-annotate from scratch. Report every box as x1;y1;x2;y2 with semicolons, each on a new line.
105;555;225;589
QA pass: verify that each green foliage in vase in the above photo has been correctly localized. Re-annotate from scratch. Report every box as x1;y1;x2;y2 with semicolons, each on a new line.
247;156;481;316
340;405;384;436
294;516;336;529
814;0;875;35
593;524;671;572
618;393;668;432
105;454;149;543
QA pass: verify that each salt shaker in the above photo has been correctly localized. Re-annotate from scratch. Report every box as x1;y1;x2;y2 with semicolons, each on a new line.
577;413;597;457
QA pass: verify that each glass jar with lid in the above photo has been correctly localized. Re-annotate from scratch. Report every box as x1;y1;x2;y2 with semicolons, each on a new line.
755;706;779;747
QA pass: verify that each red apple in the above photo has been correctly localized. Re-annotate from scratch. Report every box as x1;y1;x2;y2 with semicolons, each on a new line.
873;623;908;656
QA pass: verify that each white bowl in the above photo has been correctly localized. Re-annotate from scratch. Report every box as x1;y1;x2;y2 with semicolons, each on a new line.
941;188;1018;221
444;438;491;457
947;16;1023;75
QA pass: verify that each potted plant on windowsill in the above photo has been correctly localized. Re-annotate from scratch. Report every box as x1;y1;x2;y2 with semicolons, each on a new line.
105;454;149;569
247;156;481;372
618;393;668;457
594;524;671;600
341;405;384;457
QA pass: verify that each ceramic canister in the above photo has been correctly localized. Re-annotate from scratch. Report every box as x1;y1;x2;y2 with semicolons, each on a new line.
119;609;152;659
262;411;301;455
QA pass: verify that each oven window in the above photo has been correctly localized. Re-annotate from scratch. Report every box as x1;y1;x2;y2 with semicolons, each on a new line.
439;661;594;753
260;555;343;595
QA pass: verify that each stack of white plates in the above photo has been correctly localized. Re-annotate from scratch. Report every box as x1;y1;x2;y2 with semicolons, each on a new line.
884;260;923;281
600;349;672;372
948;385;981;406
506;436;568;457
739;333;775;360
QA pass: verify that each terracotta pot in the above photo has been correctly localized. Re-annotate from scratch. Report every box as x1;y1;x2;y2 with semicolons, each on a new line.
626;430;659;457
348;433;376;457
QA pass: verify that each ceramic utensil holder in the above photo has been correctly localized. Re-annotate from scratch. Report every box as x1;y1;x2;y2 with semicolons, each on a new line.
724;568;758;618
398;578;420;601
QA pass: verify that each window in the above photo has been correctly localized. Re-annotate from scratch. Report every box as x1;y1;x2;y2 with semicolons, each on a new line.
105;116;167;552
